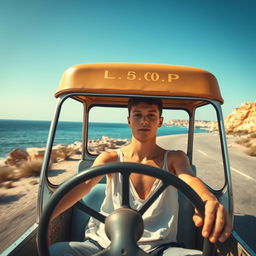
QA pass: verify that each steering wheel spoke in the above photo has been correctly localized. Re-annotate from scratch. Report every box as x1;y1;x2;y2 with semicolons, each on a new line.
138;183;168;216
121;172;131;208
92;248;110;256
75;201;106;223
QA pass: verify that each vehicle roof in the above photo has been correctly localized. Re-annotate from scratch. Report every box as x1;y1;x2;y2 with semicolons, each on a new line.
55;63;223;109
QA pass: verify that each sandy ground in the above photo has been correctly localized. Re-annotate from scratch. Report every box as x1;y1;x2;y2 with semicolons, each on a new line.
0;134;254;253
0;155;79;253
0;154;79;220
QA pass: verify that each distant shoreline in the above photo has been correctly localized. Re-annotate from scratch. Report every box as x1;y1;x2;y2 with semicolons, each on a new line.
0;119;209;158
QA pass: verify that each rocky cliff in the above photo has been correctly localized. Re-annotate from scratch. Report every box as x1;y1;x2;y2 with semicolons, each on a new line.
166;102;256;133
225;102;256;133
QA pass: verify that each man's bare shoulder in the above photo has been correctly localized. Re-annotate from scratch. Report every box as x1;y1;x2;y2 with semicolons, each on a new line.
93;150;119;166
166;150;192;175
167;149;188;160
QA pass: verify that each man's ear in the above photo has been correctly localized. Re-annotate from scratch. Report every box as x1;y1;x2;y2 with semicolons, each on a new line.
158;117;164;127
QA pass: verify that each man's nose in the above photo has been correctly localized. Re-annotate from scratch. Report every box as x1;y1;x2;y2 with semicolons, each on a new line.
141;116;149;124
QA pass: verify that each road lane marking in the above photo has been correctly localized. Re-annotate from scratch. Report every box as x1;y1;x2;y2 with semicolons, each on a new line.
197;149;208;157
197;149;255;181
230;166;255;181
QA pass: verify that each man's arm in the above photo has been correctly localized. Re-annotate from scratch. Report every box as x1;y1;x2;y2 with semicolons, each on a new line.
170;150;232;243
51;151;117;220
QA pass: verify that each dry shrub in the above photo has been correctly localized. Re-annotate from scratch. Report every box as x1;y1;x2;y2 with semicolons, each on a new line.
57;146;75;160
249;133;256;139
235;137;251;147
228;130;249;136
234;132;256;157
19;159;44;177
0;166;14;183
237;130;249;136
245;145;256;157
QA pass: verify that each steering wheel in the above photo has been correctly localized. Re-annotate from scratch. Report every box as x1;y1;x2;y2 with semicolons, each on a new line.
38;162;214;256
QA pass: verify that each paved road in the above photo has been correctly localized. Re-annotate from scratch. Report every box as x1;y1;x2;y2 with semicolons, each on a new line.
157;133;256;252
0;202;37;253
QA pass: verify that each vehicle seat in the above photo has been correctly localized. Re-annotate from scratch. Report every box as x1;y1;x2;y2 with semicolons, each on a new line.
177;164;197;248
77;159;94;172
71;183;105;241
71;159;105;241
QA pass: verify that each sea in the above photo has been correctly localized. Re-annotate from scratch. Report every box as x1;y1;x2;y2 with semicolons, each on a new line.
0;119;207;159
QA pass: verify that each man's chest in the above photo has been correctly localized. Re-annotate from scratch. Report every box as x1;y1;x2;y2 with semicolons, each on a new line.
129;172;160;200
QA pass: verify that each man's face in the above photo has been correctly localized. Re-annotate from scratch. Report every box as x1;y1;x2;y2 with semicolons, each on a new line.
128;102;163;141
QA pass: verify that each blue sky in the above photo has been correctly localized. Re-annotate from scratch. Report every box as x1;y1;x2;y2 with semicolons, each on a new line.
0;0;255;122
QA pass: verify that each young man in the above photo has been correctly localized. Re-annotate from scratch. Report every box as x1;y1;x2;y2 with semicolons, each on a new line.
50;98;232;256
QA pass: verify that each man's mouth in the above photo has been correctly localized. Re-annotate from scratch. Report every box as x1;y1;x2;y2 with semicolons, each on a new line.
138;128;150;131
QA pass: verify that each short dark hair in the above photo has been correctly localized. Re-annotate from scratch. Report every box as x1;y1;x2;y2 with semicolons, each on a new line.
128;98;163;117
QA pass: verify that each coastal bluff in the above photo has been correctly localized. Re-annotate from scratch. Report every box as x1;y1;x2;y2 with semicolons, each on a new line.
166;102;256;134
224;102;256;133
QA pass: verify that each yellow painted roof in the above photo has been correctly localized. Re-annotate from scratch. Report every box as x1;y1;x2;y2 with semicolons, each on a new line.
55;63;223;108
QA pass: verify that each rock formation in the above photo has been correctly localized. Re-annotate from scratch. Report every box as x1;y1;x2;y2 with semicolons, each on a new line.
4;148;30;166
165;102;256;134
2;137;130;166
88;136;130;154
225;102;256;133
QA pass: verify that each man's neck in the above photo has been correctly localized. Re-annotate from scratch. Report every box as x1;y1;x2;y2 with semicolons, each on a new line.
125;137;162;160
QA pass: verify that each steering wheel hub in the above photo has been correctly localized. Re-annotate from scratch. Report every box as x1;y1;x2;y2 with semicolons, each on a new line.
105;208;144;255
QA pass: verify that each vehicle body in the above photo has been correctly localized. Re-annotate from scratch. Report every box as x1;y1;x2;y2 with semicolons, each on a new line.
2;63;253;256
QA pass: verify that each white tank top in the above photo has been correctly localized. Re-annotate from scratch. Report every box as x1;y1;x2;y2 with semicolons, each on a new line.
85;150;179;252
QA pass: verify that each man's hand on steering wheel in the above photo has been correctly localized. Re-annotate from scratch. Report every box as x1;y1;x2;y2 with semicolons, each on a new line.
193;199;232;243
